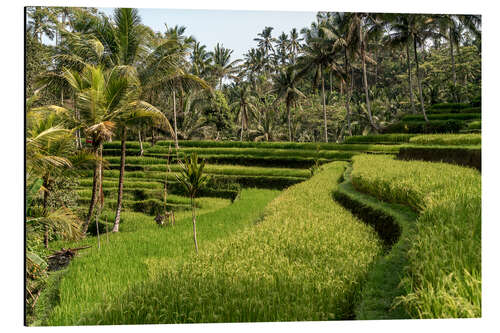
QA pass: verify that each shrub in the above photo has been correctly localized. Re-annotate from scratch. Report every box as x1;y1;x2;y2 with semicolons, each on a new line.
408;133;481;146
470;96;481;107
351;155;481;318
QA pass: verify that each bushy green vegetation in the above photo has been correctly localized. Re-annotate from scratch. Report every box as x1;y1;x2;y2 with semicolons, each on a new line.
39;189;279;326
408;133;481;145
398;146;481;170
74;162;382;324
467;120;481;130
428;106;481;114
429;102;470;110
351;155;481;318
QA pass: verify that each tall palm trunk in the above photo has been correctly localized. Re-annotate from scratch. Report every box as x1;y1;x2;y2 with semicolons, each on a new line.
42;175;49;248
344;50;353;136
191;196;198;253
287;100;292;142
413;37;429;121
449;29;458;103
360;28;378;132
173;90;179;149
321;70;328;142
83;142;102;234
406;42;417;114
240;106;245;142
112;127;127;232
138;130;144;156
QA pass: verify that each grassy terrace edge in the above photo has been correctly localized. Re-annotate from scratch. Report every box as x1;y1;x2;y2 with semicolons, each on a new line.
333;166;417;320
350;155;481;318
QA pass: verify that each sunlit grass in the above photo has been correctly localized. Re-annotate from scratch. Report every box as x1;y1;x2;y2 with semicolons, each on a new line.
39;189;279;326
351;155;481;318
76;162;382;324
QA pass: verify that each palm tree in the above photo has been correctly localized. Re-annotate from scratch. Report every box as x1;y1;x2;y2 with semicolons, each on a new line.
275;32;289;66
272;67;305;142
230;83;258;141
254;26;276;57
210;43;241;90
297;24;344;142
350;12;384;131
176;153;209;253
63;64;156;233
287;28;303;64
387;14;418;114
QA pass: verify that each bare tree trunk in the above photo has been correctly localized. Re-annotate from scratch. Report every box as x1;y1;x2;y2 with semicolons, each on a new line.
450;30;458;103
344;51;353;136
406;42;417;114
287;101;292;142
240;106;245;142
191;197;198;253
321;71;328;142
361;29;378;132
138;130;144;156
173;90;179;149
414;37;429;121
83;143;101;234
112;127;127;232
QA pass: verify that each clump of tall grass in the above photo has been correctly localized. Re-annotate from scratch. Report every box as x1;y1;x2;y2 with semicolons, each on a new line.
77;162;382;324
408;133;481;146
351;155;481;318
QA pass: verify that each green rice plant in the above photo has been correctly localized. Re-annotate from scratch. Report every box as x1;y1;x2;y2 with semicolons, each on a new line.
401;113;480;121
76;162;382;324
103;141;152;150
343;134;416;144
154;139;400;152
350;155;481;318
467;121;481;130
408;133;481;146
39;189;279;326
145;146;358;160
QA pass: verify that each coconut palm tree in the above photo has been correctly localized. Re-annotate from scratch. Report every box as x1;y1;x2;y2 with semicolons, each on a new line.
254;26;276;57
297;23;344;142
230;83;258;141
176;153;209;253
272;67;305;142
288;28;303;64
210;43;241;90
387;14;418;114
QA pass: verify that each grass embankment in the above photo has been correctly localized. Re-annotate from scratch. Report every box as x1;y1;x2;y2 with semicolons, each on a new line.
38;188;279;326
75;161;382;324
343;134;416;144
351;155;481;318
333;167;417;320
104;140;400;152
408;133;481;146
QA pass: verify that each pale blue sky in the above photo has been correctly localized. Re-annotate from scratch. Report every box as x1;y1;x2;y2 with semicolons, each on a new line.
98;7;317;60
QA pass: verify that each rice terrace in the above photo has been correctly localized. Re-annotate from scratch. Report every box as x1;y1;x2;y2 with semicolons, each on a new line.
25;6;482;326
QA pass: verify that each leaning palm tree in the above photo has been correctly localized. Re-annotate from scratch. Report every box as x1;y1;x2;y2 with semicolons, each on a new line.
176;153;209;253
272;67;305;142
